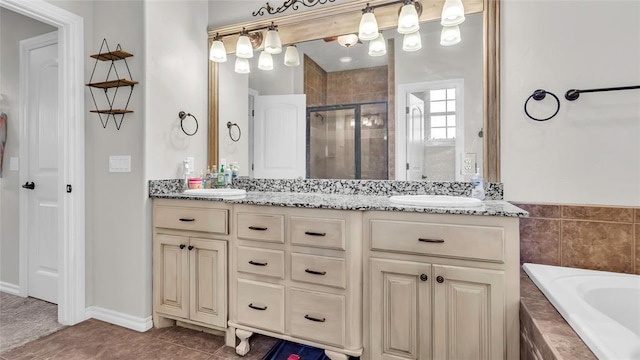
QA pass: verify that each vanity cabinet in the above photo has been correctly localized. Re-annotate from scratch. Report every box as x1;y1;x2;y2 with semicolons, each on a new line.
228;205;363;360
153;199;231;330
364;211;520;360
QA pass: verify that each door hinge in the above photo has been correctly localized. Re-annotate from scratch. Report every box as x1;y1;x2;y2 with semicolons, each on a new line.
406;163;410;170
251;163;254;171
252;110;255;117
66;184;72;193
405;106;409;114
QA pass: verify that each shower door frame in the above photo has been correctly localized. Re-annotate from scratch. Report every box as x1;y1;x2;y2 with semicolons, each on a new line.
306;101;388;180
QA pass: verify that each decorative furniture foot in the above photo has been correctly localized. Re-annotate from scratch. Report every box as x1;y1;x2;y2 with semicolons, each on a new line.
324;350;348;360
235;329;253;356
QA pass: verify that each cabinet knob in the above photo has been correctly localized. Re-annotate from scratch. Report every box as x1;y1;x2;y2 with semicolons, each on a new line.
179;244;186;249
420;274;428;281
436;276;445;283
188;245;194;251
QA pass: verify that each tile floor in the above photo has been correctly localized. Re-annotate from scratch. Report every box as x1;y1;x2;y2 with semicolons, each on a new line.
0;319;278;360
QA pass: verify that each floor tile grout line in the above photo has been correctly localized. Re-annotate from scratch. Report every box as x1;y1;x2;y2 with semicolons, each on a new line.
153;333;228;355
526;216;635;224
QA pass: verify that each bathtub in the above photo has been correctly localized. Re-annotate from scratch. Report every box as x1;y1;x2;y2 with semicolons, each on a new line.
523;263;640;360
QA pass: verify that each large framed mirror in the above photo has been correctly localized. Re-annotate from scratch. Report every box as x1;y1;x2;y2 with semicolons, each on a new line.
208;0;499;182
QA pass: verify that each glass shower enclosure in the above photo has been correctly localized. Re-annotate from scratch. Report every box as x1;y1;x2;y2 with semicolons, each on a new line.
307;102;388;180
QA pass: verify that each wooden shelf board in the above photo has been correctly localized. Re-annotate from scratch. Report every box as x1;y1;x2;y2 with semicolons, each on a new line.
90;109;134;114
86;79;138;89
90;50;133;61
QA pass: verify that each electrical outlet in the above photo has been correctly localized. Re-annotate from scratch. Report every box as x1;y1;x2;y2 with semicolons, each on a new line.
186;157;195;174
462;153;476;175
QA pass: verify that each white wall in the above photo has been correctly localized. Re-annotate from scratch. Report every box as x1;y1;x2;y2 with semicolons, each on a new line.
0;8;56;288
501;0;640;206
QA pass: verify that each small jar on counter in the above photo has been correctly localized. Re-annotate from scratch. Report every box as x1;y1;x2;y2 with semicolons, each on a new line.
188;178;203;189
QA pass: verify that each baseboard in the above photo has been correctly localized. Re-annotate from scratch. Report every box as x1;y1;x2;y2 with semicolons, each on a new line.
85;306;152;332
0;282;21;296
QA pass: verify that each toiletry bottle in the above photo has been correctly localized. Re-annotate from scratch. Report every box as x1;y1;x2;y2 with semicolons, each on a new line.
231;162;239;183
204;166;211;189
211;165;218;189
471;165;485;200
225;163;232;185
218;161;226;188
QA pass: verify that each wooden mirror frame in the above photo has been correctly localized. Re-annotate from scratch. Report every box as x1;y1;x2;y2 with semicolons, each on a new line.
208;0;500;181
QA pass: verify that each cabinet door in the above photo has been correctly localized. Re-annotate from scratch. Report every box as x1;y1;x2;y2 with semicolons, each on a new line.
370;259;432;360
189;238;227;327
155;234;189;318
432;265;505;360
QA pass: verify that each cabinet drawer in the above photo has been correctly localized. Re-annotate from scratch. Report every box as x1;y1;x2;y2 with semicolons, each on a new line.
370;220;505;263
155;206;228;234
237;246;285;279
289;288;345;347
290;216;345;250
291;253;346;289
237;279;284;333
237;213;284;243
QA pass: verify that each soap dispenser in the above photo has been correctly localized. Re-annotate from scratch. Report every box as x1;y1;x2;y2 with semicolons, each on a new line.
471;165;485;200
182;159;191;190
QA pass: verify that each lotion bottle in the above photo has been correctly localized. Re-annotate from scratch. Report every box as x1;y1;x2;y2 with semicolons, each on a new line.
471;165;485;200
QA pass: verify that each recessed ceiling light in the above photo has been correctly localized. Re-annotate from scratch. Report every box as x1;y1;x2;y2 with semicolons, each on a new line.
339;56;352;63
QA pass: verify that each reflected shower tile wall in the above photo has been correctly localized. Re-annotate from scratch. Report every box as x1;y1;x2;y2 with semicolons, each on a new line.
515;202;640;274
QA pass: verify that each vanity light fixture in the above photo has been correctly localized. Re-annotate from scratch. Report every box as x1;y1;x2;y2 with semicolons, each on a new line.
441;0;465;26
235;57;251;73
236;29;254;59
368;32;387;57
209;34;227;62
397;0;420;34
284;45;300;66
264;22;283;54
258;51;274;70
358;4;379;41
440;25;461;46
402;30;422;52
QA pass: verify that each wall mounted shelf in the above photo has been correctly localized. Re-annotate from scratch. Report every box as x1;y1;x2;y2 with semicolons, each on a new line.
86;39;137;130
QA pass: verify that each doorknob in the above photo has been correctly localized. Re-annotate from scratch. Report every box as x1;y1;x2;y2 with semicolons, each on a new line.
22;182;35;190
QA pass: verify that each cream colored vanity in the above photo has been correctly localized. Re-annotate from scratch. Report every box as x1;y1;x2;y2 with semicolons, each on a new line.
152;197;521;360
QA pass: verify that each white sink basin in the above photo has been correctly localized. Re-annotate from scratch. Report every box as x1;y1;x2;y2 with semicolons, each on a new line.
183;188;247;197
389;195;482;208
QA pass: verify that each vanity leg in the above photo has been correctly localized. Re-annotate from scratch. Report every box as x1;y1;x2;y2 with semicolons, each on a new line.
225;326;237;347
152;313;175;328
324;350;348;360
235;329;253;356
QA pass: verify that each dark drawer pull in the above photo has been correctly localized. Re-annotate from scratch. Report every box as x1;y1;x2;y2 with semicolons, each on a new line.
179;218;195;222
418;238;445;243
304;231;326;237
249;226;268;231
304;314;326;323
304;269;326;276
249;260;268;266
248;303;267;311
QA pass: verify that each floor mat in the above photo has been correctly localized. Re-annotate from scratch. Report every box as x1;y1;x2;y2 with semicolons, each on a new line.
0;292;66;354
261;340;331;360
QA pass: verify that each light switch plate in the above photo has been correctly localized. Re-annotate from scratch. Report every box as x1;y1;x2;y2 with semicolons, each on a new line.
109;155;131;173
9;157;19;171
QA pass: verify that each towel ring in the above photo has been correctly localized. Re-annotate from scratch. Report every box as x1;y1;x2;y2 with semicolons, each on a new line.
524;89;560;122
178;111;198;136
227;121;241;142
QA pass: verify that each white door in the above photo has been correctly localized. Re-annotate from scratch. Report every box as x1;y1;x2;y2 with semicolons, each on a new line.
406;93;425;181
23;31;59;304
253;94;306;179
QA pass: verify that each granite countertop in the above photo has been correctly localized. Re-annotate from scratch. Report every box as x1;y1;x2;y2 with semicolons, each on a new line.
151;191;528;217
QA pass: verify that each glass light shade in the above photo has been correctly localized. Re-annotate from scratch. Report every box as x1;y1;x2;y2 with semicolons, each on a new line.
284;45;300;67
234;57;250;74
209;40;227;62
440;25;461;46
397;2;420;34
258;51;274;71
402;31;422;52
337;34;359;48
358;11;379;41
368;33;387;57
441;0;465;26
235;34;253;59
264;29;282;54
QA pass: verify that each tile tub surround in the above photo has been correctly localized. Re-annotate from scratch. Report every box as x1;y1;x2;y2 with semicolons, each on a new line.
520;270;597;360
149;178;504;199
151;191;525;217
515;203;640;274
